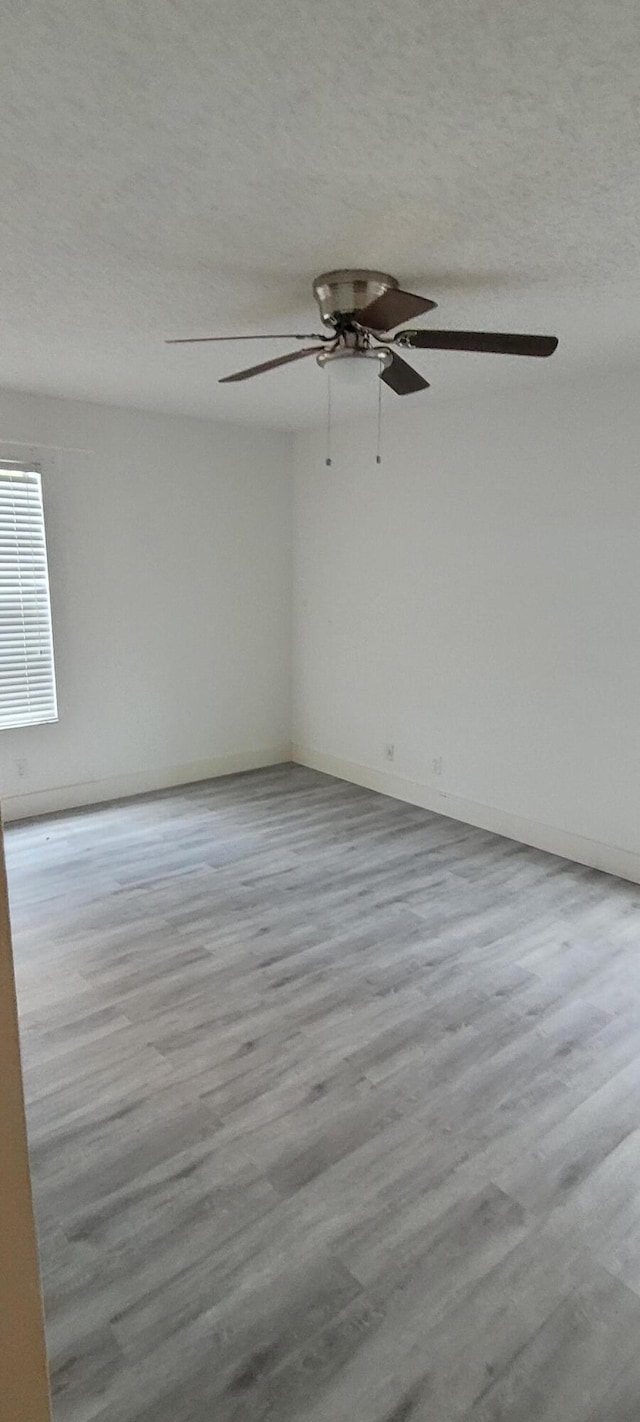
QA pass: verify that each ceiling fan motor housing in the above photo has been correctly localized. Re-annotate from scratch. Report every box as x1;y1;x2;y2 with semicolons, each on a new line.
313;269;399;327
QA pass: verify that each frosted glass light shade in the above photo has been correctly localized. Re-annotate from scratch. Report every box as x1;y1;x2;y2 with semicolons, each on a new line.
316;348;391;385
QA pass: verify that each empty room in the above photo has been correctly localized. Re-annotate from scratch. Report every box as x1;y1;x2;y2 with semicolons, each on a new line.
2;3;640;1420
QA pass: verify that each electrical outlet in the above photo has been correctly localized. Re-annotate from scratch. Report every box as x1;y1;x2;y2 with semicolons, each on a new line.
384;743;395;762
16;757;27;779
431;755;443;777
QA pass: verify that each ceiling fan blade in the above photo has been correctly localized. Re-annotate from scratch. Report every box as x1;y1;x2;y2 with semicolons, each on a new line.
380;352;430;396
219;345;326;383
166;333;326;344
396;330;558;357
356;288;437;333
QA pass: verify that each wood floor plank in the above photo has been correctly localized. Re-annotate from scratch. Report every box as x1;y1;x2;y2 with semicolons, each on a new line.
6;763;640;1421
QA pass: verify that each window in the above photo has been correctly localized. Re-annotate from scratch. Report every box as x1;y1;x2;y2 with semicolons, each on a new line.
0;463;58;729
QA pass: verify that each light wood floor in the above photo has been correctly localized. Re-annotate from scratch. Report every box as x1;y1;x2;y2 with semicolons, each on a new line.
7;764;640;1422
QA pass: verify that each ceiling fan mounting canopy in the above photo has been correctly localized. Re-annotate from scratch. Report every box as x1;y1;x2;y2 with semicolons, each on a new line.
312;269;399;327
313;269;438;333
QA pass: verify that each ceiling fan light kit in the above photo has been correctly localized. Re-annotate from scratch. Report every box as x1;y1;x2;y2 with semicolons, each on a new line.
315;345;392;376
167;268;558;460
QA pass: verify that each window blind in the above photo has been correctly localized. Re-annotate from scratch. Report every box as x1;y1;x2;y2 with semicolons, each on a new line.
0;464;58;730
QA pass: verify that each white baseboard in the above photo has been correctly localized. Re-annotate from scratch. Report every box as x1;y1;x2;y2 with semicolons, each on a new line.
292;745;640;887
2;745;292;822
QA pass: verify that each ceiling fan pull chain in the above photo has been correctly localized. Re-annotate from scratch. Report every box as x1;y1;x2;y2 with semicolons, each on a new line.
376;377;383;465
325;367;333;467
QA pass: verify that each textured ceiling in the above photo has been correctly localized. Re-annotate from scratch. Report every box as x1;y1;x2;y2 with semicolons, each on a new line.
1;0;640;428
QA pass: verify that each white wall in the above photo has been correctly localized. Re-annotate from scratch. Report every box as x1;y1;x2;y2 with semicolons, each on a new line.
5;370;640;881
293;367;640;882
0;391;291;818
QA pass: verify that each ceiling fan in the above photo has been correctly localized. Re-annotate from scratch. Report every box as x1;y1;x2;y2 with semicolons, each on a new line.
167;269;558;394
